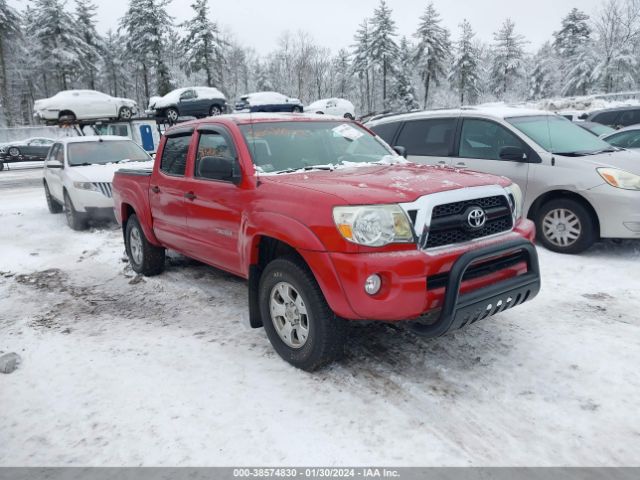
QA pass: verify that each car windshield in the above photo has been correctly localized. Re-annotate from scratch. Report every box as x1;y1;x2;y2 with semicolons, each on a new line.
67;140;151;166
239;121;396;173
588;124;615;136
507;115;615;156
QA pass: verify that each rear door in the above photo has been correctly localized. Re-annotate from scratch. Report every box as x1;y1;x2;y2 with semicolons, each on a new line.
184;126;245;275
149;129;193;248
44;143;65;200
394;117;458;166
454;117;530;194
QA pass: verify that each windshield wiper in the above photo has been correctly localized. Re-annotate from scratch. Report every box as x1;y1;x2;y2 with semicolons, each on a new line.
72;162;93;166
275;165;334;174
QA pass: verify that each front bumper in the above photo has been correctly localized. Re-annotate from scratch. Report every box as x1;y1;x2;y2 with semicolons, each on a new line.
586;184;640;238
302;220;540;330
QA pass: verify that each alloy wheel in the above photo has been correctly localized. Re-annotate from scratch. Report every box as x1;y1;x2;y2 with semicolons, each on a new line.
269;282;310;349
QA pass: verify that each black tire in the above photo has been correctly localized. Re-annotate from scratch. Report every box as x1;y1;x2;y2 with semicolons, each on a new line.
315;111;325;115
209;104;222;116
0;162;4;171
63;191;87;231
292;106;302;113
259;256;347;371
44;182;63;214
535;198;596;254
8;146;20;157
59;112;76;123
125;214;165;276
165;107;179;123
118;106;133;120
344;113;354;120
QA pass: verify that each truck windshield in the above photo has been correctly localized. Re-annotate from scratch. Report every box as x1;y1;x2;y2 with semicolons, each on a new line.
239;121;395;173
507;115;616;156
67;140;151;166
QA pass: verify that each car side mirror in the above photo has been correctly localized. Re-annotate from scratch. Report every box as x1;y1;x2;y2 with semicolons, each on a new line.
47;160;63;169
198;156;240;184
499;146;528;162
393;146;407;158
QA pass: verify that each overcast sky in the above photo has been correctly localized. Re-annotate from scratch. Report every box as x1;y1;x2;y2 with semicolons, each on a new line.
9;0;605;54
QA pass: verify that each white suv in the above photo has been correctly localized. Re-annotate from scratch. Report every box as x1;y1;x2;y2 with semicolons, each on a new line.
367;107;640;253
43;136;152;230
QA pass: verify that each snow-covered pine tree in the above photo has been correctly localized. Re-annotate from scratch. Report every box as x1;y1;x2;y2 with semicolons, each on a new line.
74;0;102;90
254;61;272;92
351;18;372;113
490;18;527;99
0;0;21;126
390;37;419;112
369;0;398;109
180;0;225;89
120;0;174;102
562;44;598;96
528;42;556;100
102;30;131;98
553;8;591;58
333;49;351;98
448;19;480;105
29;0;90;92
413;2;450;108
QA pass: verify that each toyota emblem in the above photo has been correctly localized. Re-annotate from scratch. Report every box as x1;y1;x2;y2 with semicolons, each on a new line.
467;208;486;229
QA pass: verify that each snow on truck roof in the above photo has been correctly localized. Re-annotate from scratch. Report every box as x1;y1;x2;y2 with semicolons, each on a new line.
164;113;355;131
366;106;556;126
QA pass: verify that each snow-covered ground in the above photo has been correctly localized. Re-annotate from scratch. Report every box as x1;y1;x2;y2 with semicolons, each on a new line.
1;168;639;467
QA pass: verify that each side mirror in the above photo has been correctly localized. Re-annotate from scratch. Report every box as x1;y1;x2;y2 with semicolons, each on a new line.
47;160;63;169
499;146;527;162
393;145;407;158
198;156;240;184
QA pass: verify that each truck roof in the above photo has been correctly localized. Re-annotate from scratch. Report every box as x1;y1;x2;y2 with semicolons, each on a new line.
55;135;130;144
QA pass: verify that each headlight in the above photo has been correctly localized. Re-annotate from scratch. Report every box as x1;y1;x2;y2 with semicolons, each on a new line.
333;205;414;247
597;168;640;191
505;183;524;221
73;181;98;192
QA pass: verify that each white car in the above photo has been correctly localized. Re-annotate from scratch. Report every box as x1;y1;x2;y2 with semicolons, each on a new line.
307;98;355;119
42;136;152;230
34;90;138;124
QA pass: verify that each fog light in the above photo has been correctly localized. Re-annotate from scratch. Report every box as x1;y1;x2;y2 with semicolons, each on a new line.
364;274;382;295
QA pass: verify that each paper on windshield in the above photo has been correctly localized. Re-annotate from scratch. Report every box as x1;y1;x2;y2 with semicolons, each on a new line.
332;124;363;141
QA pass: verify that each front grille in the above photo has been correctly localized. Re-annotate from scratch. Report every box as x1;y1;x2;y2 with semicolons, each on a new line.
93;182;113;198
424;195;513;249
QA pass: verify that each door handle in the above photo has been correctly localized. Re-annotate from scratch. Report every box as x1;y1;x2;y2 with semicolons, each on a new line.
151;185;160;193
437;160;447;165
184;191;197;200
454;162;468;168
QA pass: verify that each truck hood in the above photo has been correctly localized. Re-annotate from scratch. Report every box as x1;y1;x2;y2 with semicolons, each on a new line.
259;164;511;204
69;161;152;183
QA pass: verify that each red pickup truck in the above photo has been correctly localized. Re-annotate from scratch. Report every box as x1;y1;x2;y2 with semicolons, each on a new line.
113;114;540;371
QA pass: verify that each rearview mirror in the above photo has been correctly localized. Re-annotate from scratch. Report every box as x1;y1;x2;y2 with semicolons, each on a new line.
198;156;240;184
393;145;407;158
499;146;527;162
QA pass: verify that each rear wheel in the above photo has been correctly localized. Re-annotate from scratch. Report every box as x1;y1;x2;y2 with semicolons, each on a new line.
125;214;165;276
292;106;302;113
8;146;20;157
165;108;179;123
118;106;133;120
63;191;87;231
58;112;76;123
259;256;347;371
209;104;222;116
536;198;596;254
44;182;63;214
344;113;354;120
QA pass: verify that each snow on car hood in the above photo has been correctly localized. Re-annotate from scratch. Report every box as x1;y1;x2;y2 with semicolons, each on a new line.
260;163;511;205
562;148;640;174
242;92;301;106
69;161;153;183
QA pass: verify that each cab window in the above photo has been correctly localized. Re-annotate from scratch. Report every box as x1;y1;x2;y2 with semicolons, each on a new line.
458;118;526;161
160;134;191;176
195;131;237;181
395;118;456;156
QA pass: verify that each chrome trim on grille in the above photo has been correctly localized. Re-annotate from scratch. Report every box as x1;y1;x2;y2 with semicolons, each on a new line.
399;185;514;250
93;182;113;198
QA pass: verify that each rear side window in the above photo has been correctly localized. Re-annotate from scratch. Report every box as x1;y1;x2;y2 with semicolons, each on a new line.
606;130;640;148
395;118;456;156
160;134;191;176
370;122;400;145
459;118;525;161
617;109;640;127
591;111;620;126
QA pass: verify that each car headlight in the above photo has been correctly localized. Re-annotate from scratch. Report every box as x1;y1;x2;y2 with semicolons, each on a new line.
73;181;98;192
597;168;640;191
505;183;524;221
333;205;414;247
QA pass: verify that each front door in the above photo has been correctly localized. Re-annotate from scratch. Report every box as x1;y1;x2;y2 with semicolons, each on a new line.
149;131;193;248
394;117;458;167
178;90;198;116
454;118;530;194
185;127;244;275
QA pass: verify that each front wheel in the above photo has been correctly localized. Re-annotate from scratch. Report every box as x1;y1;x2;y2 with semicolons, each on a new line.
63;191;87;231
44;182;63;213
344;113;354;120
165;108;179;123
125;214;165;276
118;106;133;120
536;198;596;254
259;256;347;371
209;104;222;116
8;146;20;157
